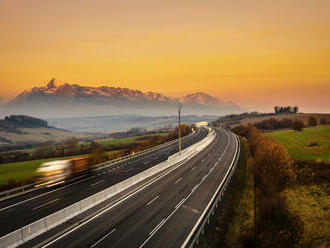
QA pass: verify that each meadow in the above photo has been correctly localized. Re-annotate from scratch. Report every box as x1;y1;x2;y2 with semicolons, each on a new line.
265;125;330;161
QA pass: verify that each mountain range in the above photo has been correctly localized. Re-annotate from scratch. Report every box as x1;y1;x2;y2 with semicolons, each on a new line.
1;78;245;118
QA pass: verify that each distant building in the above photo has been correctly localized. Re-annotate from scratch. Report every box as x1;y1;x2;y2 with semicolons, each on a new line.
195;121;208;127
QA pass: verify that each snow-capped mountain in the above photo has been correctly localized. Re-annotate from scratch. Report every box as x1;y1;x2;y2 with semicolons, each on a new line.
1;78;245;118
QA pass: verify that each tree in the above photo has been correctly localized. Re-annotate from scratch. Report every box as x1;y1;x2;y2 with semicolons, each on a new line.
320;118;327;125
292;120;304;131
308;116;317;126
293;106;298;113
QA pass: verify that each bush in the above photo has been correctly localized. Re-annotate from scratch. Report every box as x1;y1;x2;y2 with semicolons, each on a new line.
293;120;304;131
308;116;318;126
307;141;319;147
320;118;327;125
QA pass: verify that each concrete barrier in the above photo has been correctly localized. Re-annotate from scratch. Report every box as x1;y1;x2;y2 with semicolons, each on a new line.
64;203;81;220
0;128;215;248
22;218;46;241
0;229;23;248
45;211;65;230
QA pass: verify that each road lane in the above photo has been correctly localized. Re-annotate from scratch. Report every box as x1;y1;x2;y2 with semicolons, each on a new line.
0;128;208;237
35;128;237;248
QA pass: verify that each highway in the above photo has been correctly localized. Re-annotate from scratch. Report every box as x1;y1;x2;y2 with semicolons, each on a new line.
24;128;238;248
0;128;208;237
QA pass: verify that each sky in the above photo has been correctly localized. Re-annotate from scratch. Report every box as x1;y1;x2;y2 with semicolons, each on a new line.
0;0;329;113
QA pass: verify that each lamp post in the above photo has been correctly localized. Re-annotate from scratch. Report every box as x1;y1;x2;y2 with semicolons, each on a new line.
178;105;182;155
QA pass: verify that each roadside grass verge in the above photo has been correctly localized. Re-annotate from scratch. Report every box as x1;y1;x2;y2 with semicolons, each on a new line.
199;138;255;248
264;125;330;161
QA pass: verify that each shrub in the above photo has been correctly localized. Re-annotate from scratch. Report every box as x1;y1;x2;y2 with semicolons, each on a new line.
320;118;327;125
293;120;304;131
308;116;318;126
307;141;319;147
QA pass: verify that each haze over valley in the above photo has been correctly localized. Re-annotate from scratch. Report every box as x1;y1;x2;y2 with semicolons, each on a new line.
0;78;245;119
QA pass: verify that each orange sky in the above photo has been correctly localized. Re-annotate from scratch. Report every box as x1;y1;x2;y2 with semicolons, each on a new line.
0;0;329;112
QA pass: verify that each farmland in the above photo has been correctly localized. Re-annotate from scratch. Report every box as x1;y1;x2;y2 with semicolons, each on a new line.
265;125;330;161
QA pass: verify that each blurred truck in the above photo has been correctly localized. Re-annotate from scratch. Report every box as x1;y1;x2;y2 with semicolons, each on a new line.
35;156;92;187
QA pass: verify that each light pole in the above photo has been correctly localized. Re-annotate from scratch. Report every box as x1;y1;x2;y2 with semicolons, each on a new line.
178;105;182;155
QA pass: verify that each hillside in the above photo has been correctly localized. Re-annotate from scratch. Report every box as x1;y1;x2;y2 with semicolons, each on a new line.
213;112;330;129
0;115;94;149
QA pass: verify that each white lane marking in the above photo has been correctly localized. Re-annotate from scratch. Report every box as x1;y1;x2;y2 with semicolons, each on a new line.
174;178;182;184
41;130;209;248
175;198;186;209
91;180;105;187
191;185;198;193
146;195;159;206
149;219;165;236
90;228;116;248
32;198;60;211
0;176;95;212
139;131;232;248
191;166;196;171
41;156;189;248
182;133;239;248
123;168;132;173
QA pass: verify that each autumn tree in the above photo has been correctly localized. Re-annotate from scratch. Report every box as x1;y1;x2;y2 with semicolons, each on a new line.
308;116;317;126
320;118;327;125
292;120;304;131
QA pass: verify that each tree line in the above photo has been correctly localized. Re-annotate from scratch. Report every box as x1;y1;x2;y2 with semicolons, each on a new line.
274;106;298;114
232;116;328;133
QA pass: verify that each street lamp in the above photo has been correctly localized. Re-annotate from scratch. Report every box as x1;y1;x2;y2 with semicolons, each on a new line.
178;105;182;155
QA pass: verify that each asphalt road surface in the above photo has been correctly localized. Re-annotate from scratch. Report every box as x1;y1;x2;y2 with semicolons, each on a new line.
36;128;238;248
0;128;208;237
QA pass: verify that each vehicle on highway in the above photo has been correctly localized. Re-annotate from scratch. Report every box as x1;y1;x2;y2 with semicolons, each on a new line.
35;157;92;187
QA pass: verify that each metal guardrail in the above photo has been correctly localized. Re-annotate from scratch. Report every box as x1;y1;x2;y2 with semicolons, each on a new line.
0;130;198;199
182;133;241;248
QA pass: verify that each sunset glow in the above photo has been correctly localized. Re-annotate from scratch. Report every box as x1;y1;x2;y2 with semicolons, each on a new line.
0;0;329;112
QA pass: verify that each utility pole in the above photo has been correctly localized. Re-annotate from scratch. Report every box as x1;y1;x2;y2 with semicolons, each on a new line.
178;105;182;155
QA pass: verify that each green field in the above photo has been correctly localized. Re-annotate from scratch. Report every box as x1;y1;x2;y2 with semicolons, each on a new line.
94;133;168;146
265;125;330;161
0;150;121;186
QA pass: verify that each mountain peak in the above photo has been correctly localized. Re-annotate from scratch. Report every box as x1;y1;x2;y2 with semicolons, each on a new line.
4;78;245;117
182;92;220;105
47;78;67;89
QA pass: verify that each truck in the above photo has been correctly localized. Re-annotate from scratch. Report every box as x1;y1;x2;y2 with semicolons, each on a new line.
35;156;93;187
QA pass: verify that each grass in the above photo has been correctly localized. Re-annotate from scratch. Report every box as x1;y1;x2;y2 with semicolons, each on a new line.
264;125;330;161
0;150;121;186
284;185;330;248
1;132;169;154
199;138;255;248
94;133;168;146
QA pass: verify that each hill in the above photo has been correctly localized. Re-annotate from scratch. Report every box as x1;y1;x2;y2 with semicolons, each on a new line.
213;112;330;129
0;115;95;150
1;78;245;118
